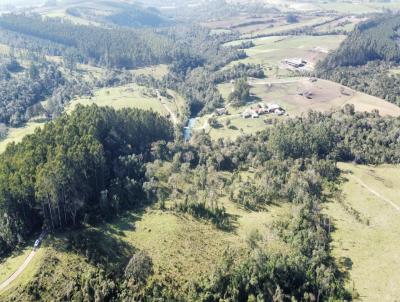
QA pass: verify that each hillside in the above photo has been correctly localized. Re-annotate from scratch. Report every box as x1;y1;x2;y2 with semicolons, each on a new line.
35;0;173;28
326;163;400;300
1;1;400;301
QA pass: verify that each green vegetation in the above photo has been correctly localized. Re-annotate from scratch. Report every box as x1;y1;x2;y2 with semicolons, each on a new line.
319;15;400;69
0;14;177;69
226;35;345;77
0;105;173;253
68;84;167;115
2;1;400;300
228;78;251;107
317;15;400;106
0;122;44;154
325;163;400;300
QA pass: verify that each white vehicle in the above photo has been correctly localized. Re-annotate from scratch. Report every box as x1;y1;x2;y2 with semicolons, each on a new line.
34;239;41;250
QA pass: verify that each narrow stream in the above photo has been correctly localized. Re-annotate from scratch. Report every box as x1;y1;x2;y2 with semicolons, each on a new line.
183;118;196;141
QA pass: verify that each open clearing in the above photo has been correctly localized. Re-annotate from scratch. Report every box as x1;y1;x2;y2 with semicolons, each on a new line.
0;247;46;296
260;0;400;14
204;14;333;37
249;78;400;116
68;83;181;119
0;122;44;154
206;77;400;140
130;64;169;80
242;16;333;37
325;163;400;301
219;78;400;117
226;35;345;76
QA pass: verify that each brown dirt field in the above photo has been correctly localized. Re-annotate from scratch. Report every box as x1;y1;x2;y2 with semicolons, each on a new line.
250;78;400;117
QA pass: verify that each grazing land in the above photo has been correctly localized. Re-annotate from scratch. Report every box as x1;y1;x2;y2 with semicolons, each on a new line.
226;35;345;77
217;77;400;117
68;83;184;120
68;84;167;114
0;122;44;154
325;163;400;301
2;0;400;300
0;198;291;297
246;78;400;116
206;76;400;140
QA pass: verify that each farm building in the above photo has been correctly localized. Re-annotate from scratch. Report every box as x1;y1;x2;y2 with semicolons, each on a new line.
267;104;281;112
283;58;307;68
242;103;285;119
215;108;228;116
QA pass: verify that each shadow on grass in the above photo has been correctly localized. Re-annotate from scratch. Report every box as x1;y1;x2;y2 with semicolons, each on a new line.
48;210;147;275
0;237;38;264
104;211;144;237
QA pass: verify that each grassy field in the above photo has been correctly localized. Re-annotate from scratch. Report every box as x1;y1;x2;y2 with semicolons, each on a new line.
0;247;47;296
0;193;292;297
219;78;400;117
0;247;33;284
68;83;187;124
325;163;400;301
0;122;44;154
262;0;400;14
206;76;400;140
242;16;333;37
226;35;345;77
313;16;364;33
68;83;168;115
131;64;169;80
250;78;400;116
0;43;10;55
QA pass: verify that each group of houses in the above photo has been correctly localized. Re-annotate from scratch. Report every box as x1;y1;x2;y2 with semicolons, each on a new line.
242;103;285;119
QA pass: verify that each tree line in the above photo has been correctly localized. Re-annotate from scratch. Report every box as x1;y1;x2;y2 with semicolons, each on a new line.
0;14;179;69
0;105;173;254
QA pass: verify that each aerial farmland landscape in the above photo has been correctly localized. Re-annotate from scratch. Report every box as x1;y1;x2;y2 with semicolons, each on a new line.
0;0;400;301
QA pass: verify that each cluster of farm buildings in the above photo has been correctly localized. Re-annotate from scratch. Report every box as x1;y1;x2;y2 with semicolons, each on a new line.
241;103;285;118
215;103;285;119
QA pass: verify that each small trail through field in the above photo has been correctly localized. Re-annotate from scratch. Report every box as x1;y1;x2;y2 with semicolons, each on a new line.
156;91;178;125
350;174;400;212
0;250;36;292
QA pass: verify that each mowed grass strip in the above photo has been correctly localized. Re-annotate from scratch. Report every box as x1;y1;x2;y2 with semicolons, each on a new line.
325;163;400;301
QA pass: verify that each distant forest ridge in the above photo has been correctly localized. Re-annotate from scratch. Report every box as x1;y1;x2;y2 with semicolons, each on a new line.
65;0;173;27
0;14;178;68
319;14;400;69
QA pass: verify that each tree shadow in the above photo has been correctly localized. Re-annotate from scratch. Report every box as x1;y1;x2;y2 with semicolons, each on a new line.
50;228;135;276
48;208;147;275
103;210;144;237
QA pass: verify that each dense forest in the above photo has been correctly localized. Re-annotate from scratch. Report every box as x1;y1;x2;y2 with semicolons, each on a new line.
317;14;400;106
0;14;178;69
319;15;400;69
0;105;173;253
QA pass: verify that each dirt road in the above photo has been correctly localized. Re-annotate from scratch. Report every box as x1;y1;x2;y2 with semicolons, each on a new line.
350;174;400;212
156;90;178;125
0;250;36;292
